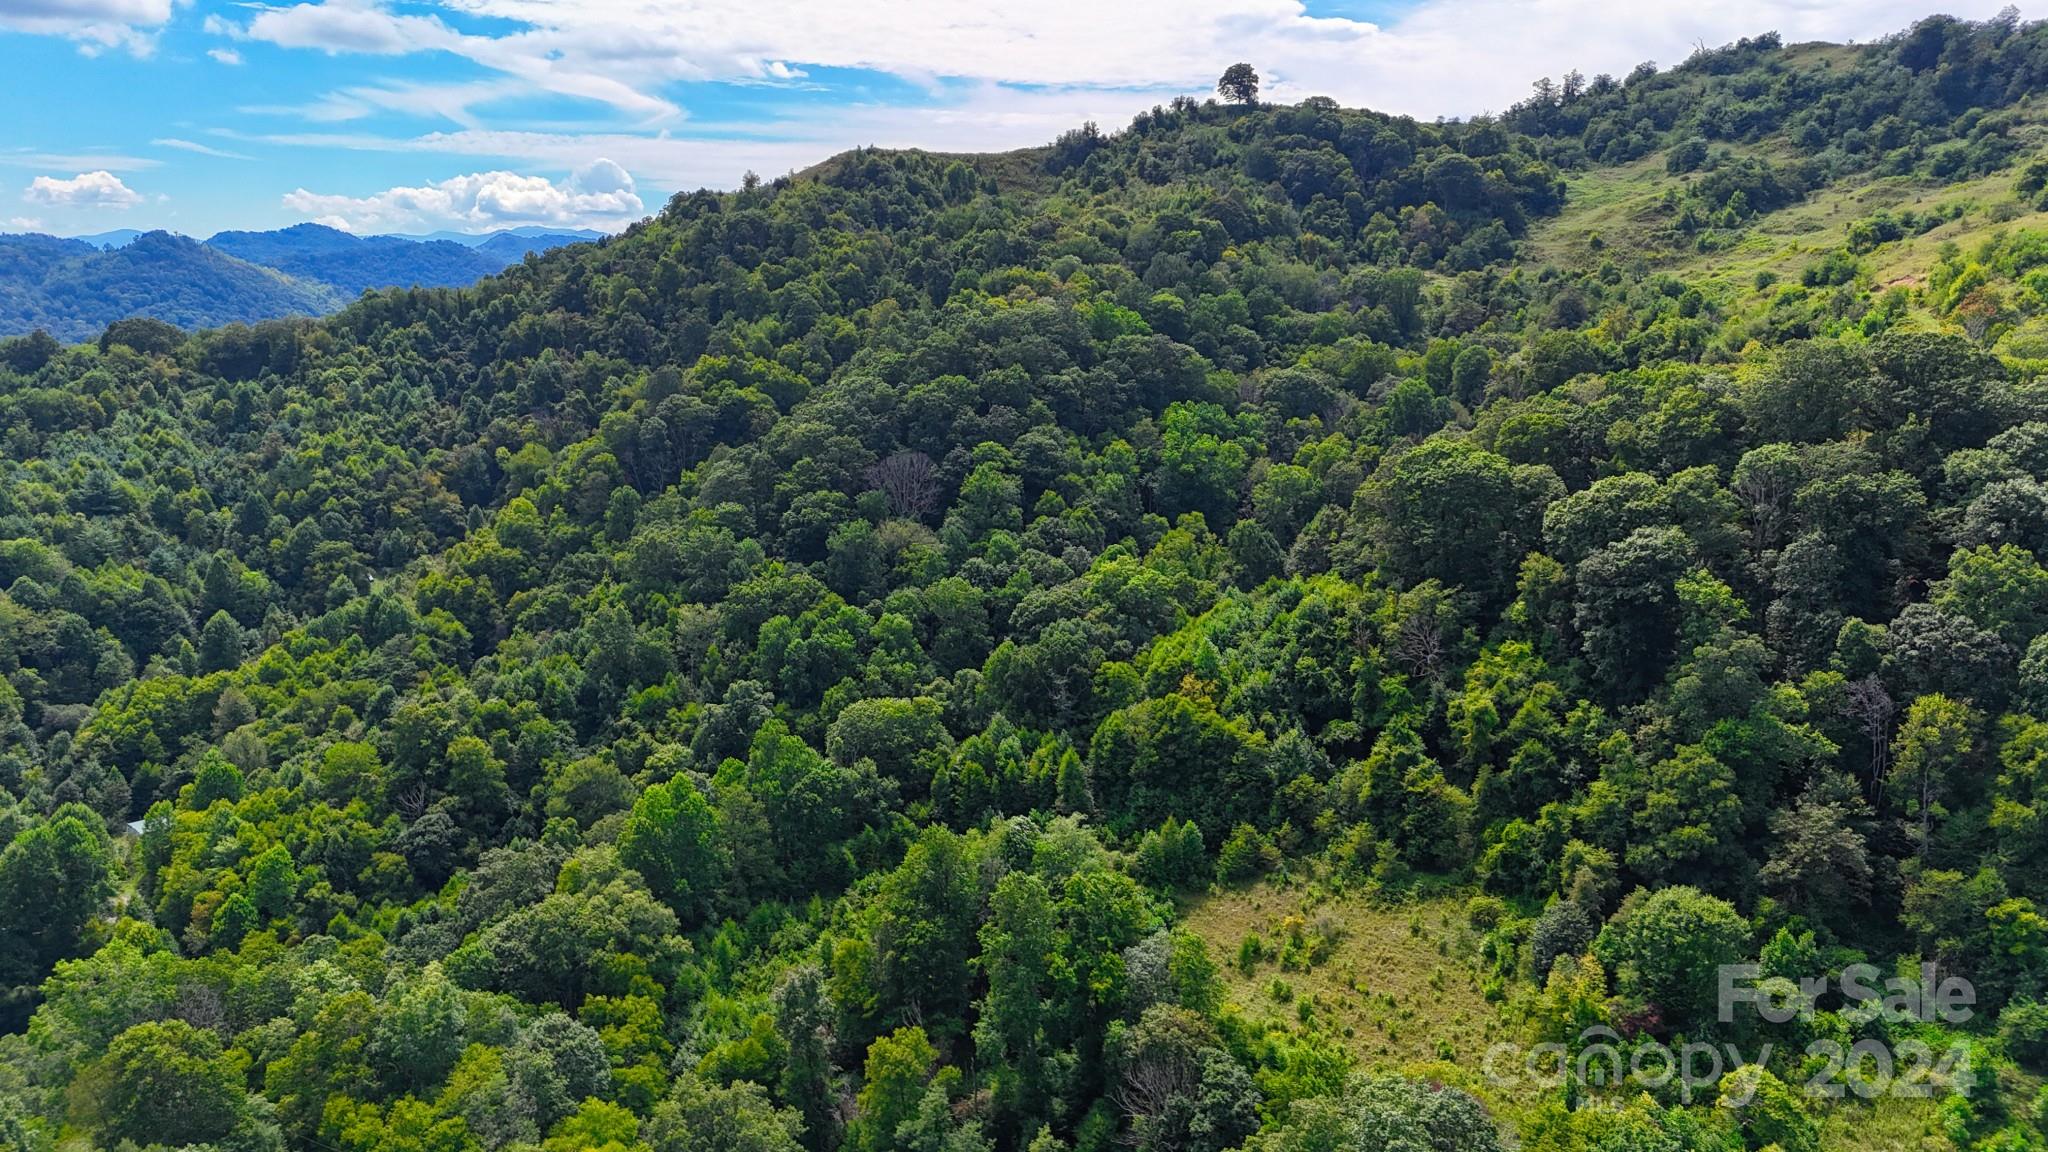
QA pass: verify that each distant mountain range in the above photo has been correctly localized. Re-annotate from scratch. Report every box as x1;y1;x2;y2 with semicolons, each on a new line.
71;229;145;249
384;225;608;246
0;224;604;342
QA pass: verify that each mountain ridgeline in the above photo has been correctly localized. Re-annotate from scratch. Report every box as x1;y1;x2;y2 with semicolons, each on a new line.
0;224;598;342
5;14;2048;1152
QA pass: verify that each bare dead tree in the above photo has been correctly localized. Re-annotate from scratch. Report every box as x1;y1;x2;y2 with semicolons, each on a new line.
865;450;939;519
1957;292;2001;343
1731;468;1787;555
176;984;225;1034
1112;1043;1201;1147
395;782;431;823
1845;675;1896;791
1394;609;1448;688
1319;391;1360;429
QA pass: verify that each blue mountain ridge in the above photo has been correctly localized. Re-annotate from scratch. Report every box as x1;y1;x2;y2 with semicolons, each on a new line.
0;224;608;341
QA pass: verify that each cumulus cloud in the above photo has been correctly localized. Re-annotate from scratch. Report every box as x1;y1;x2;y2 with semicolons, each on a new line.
281;158;644;231
208;46;243;64
6;217;43;231
0;0;172;54
22;171;144;209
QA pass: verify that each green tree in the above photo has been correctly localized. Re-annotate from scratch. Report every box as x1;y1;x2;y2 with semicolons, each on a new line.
1575;525;1693;701
851;1026;938;1152
1451;344;1494;407
1347;1074;1501;1152
873;829;981;1031
977;872;1059;1126
544;1098;646;1152
1217;63;1260;105
1931;543;2048;650
618;772;730;926
197;608;245;672
1890;693;1979;856
246;843;298;920
772;964;839;1152
1593;886;1750;1031
1628;744;1746;887
369;963;468;1095
1356;438;1556;612
1156;402;1254;527
1089;693;1272;841
187;750;247;809
1718;1064;1817;1152
1760;774;1873;923
1530;901;1594;980
0;809;113;987
83;1020;245;1147
446;734;511;819
826;696;953;792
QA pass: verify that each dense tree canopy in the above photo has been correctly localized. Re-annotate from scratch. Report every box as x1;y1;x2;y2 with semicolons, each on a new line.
2;14;2048;1152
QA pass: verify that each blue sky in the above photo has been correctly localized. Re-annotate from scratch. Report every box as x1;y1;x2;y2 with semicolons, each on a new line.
0;0;2026;237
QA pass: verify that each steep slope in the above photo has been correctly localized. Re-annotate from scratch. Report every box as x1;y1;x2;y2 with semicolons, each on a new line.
1;15;2048;1152
1508;22;2048;357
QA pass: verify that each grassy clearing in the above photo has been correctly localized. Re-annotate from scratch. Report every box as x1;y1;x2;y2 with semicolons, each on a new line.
1179;879;1500;1072
1179;878;1963;1149
1525;108;2048;340
1523;152;1692;271
1816;1095;1954;1152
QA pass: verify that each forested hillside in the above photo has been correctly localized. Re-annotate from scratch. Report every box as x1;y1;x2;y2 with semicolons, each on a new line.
0;231;343;343
4;14;2048;1152
204;226;504;300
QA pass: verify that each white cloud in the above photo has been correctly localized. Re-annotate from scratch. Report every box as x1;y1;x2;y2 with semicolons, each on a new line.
0;0;166;20
0;151;159;172
281;158;645;230
1275;0;2023;116
0;0;172;55
23;170;144;208
436;0;1370;89
220;0;679;121
247;79;525;126
201;0;2036;240
213;0;2033;127
239;0;463;55
153;138;255;160
6;217;43;231
238;83;1198;189
208;46;243;64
